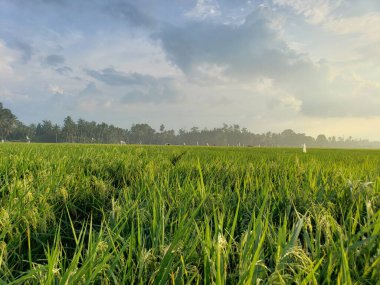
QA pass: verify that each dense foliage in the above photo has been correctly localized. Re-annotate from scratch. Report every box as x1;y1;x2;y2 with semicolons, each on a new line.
0;144;379;284
0;103;18;141
1;102;379;147
4;116;380;148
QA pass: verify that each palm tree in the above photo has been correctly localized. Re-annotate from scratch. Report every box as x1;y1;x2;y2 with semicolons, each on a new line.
0;103;18;140
62;116;77;143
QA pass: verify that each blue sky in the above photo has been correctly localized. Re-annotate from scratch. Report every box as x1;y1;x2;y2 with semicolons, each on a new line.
1;0;379;139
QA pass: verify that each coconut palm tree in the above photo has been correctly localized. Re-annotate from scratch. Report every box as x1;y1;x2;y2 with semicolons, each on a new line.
0;103;18;140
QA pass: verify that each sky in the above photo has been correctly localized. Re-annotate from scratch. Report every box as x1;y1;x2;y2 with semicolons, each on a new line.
1;0;380;140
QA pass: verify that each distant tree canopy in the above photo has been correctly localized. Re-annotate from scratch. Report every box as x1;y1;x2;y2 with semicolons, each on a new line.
2;102;379;148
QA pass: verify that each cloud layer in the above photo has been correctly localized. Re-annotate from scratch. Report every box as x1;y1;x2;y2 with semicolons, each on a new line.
0;0;379;140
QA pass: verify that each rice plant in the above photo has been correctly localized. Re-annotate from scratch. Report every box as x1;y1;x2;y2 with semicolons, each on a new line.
0;144;379;284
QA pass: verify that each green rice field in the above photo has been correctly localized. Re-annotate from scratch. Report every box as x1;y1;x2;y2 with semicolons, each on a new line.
0;144;379;284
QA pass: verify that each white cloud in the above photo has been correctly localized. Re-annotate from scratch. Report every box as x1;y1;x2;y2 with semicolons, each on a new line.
80;33;179;77
0;41;16;76
159;9;380;119
273;0;343;23
0;89;30;102
1;0;379;140
186;0;221;20
49;85;64;95
279;96;302;112
352;73;380;92
324;12;380;43
194;63;233;84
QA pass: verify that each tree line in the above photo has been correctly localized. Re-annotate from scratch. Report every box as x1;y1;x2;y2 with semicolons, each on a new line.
1;103;379;148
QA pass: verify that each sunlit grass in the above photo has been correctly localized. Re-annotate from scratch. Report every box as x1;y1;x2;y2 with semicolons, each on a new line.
0;144;379;284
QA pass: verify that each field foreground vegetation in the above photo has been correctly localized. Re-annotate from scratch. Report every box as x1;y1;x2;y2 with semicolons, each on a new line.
0;144;379;284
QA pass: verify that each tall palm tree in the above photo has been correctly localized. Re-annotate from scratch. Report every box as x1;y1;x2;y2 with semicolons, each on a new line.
0;103;18;140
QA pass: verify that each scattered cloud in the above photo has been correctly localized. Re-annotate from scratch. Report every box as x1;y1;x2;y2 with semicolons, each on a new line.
324;12;380;43
44;54;65;66
272;0;343;24
86;67;180;103
0;89;29;102
186;0;221;20
10;40;34;63
0;41;15;76
157;7;380;119
49;84;64;95
193;63;233;85
105;1;155;28
158;11;309;82
0;0;379;139
268;95;303;112
55;66;72;75
79;82;99;96
85;68;152;86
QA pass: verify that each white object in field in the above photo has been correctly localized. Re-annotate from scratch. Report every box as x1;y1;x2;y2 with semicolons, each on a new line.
303;143;307;153
1;139;4;143
206;142;209;146
120;140;126;145
26;136;31;143
197;141;199;146
183;142;186;145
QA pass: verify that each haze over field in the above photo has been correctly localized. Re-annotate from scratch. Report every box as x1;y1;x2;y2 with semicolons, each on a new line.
0;0;379;140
